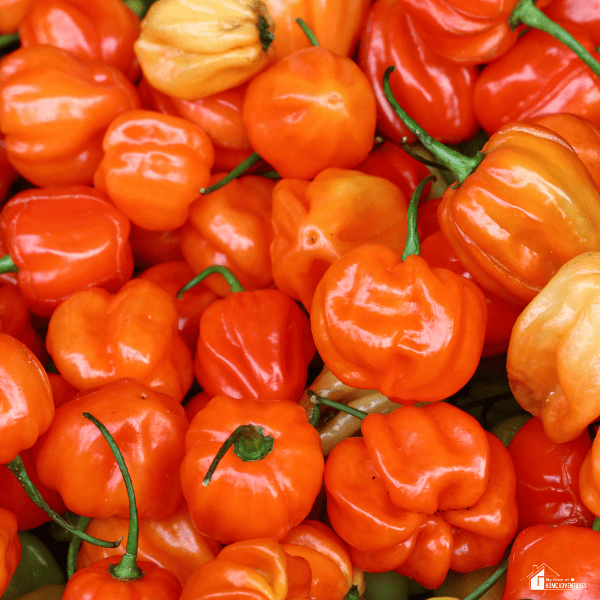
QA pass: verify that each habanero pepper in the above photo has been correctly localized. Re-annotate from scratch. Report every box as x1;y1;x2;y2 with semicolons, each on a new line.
579;427;600;519
0;507;20;597
0;44;141;187
0;185;134;318
93;108;215;232
544;0;600;45
310;176;487;405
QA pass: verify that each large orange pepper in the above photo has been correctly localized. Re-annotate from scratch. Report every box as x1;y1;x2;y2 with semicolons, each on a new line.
93;109;214;231
0;507;20;597
323;402;517;590
18;0;141;80
45;278;193;402
180;395;324;544
506;252;600;443
0;44;141;187
34;378;189;520
0;186;134;317
270;168;410;313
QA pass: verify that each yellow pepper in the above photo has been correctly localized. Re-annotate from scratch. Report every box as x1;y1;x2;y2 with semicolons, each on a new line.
507;251;600;443
134;0;275;99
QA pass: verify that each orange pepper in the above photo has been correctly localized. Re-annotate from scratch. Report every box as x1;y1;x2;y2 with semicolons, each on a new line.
0;134;17;203
34;378;189;519
0;507;20;597
94;109;214;231
0;0;33;33
18;0;141;80
0;45;141;187
179;174;275;297
46;278;194;402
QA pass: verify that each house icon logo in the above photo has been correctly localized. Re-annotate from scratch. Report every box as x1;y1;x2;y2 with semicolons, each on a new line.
528;563;587;591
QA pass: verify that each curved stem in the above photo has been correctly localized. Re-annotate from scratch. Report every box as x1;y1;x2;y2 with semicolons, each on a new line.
463;553;510;600
295;18;319;47
6;455;121;548
307;390;369;421
177;264;244;299
203;424;274;486
66;514;92;579
382;66;483;185
402;174;436;260
509;0;600;79
83;412;143;581
200;153;263;195
0;254;18;274
401;138;450;171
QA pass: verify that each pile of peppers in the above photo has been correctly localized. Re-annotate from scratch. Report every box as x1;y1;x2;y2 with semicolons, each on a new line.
1;0;600;598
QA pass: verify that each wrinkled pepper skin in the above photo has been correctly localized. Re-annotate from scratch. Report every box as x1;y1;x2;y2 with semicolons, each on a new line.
358;0;479;146
270;168;410;313
473;23;600;135
501;524;600;599
0;507;20;597
34;378;189;519
18;0;141;80
179;538;312;600
310;243;487;404
0;45;141;187
180;396;324;544
324;403;517;590
438;122;600;306
134;0;275;100
45;278;194;402
194;288;315;402
0;333;54;465
0;186;134;317
93;109;214;231
506;252;600;443
508;416;594;531
77;501;222;586
242;45;377;180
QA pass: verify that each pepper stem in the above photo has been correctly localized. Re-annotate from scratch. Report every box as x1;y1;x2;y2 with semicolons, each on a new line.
66;514;92;579
295;18;319;47
593;517;600;532
307;390;369;428
462;553;510;600
6;455;121;549
0;255;18;274
177;264;245;299
382;66;483;185
83;412;144;581
402;174;437;260
0;33;19;51
509;0;600;79
200;153;263;195
203;424;274;486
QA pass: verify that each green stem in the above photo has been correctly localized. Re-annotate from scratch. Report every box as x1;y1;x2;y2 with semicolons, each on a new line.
401;138;450;171
463;554;510;600
382;66;483;185
83;412;143;581
200;153;262;195
592;517;600;532
177;264;244;299
509;0;600;79
66;514;92;579
0;254;18;274
402;174;436;260
203;424;274;486
0;33;19;52
6;455;121;549
307;390;369;424
295;17;319;47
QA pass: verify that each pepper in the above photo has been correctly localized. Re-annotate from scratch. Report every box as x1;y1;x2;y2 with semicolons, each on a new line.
180;395;324;543
0;134;17;203
17;0;141;80
0;508;20;598
270;167;410;313
93;109;215;231
0;185;134;317
0;0;33;33
0;531;65;600
9;585;65;600
473;22;600;135
134;0;275;100
179;174;275;297
357;0;479;146
34;378;189;519
128;224;184;271
543;0;600;45
0;44;141;187
506;252;600;443
579;428;600;519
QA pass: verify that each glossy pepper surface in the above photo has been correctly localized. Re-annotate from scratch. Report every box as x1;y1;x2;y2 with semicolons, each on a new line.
506;252;600;442
0;186;134;317
358;0;479;146
93;109;215;231
270;168;410;313
180;395;324;544
0;44;141;187
134;0;275;100
242;43;377;180
45;278;193;402
34;378;189;519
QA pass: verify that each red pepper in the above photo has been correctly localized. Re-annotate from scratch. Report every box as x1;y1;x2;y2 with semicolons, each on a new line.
128;224;184;271
0;134;17;203
357;0;479;145
0;185;134;317
0;507;20;597
544;0;600;45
